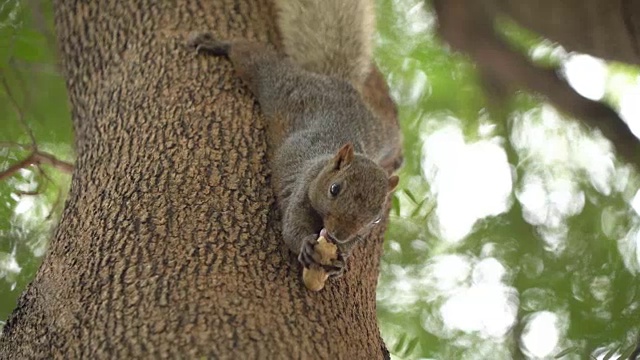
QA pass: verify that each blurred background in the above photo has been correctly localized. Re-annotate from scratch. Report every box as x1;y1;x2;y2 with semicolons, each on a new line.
1;0;639;358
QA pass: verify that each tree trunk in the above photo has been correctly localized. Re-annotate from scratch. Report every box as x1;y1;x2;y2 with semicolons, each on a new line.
0;0;395;358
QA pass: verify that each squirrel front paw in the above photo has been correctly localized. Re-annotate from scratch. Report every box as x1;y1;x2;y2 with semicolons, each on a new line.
326;253;347;278
187;32;230;56
298;234;323;269
298;234;347;279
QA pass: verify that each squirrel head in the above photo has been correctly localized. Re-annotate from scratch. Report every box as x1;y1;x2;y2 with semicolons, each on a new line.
308;143;399;243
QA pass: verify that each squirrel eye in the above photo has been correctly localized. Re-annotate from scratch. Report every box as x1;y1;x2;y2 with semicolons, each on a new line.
373;216;382;224
329;183;341;197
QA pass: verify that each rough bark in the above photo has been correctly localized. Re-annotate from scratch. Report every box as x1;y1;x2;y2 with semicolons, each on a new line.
0;0;397;358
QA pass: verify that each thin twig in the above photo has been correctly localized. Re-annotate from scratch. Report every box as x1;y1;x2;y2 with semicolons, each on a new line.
45;187;64;221
32;151;74;173
34;162;52;184
0;154;37;181
16;190;41;196
33;165;66;221
0;71;37;147
0;142;32;150
0;150;74;181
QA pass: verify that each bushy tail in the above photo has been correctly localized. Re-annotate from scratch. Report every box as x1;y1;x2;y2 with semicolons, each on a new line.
275;0;375;85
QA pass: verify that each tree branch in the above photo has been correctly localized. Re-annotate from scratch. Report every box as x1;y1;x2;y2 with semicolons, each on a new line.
31;151;74;174
0;150;74;181
0;155;37;182
433;0;640;167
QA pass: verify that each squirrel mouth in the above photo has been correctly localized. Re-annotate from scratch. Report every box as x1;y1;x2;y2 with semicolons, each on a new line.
320;228;344;244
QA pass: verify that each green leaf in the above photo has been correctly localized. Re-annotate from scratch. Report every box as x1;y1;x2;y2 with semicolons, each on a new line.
554;346;578;359
391;193;401;216
392;332;407;354
619;343;637;360
404;188;419;204
403;337;419;357
602;346;620;360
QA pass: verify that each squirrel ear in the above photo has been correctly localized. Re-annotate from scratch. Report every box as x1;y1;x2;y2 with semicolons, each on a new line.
387;175;399;192
333;143;354;170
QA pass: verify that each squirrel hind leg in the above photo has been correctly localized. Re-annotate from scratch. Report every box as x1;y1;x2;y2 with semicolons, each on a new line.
187;32;230;56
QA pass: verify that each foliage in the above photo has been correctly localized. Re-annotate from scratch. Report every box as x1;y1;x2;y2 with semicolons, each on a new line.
0;0;72;329
376;0;640;358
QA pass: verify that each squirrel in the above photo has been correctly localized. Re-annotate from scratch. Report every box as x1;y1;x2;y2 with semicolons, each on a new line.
188;0;400;279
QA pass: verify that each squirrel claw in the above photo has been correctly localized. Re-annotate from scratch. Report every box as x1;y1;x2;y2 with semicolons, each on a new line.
298;235;320;268
326;254;347;278
299;235;348;278
326;264;346;278
187;32;210;50
187;32;230;56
